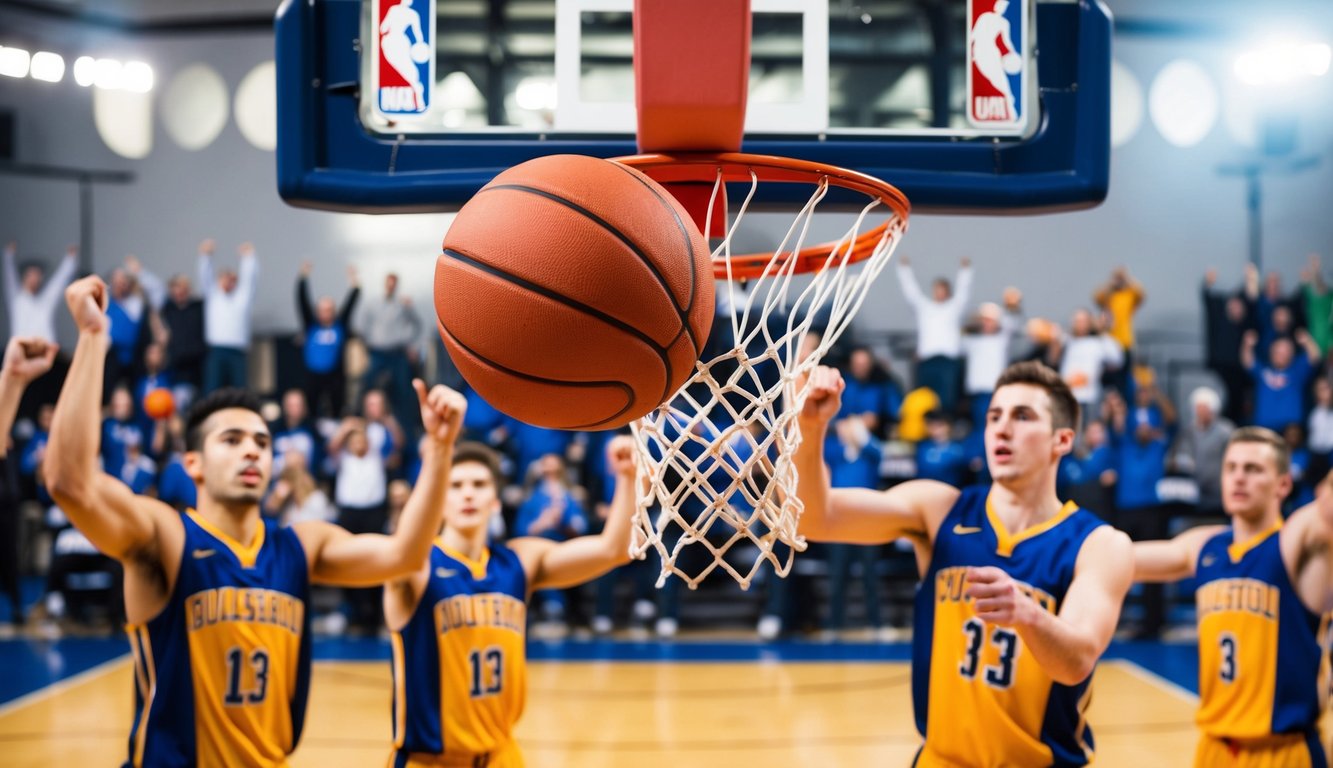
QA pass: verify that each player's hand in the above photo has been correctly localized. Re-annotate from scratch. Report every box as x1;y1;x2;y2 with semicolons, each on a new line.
1;337;58;384
65;275;109;335
198;238;216;256
965;566;1036;627
415;379;466;448
606;434;636;478
799;365;845;427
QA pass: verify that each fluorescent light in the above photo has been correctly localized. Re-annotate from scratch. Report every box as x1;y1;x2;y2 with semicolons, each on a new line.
122;61;153;93
0;46;31;79
93;58;123;90
514;76;556;111
30;51;64;83
1235;41;1332;86
73;56;96;86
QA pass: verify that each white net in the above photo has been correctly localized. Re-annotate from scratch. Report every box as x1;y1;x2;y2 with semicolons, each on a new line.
629;161;907;589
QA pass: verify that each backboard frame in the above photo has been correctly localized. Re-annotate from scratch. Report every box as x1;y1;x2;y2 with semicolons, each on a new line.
275;0;1110;214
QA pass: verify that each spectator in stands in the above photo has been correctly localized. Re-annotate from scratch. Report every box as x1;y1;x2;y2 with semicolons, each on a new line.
1285;422;1315;510
840;345;903;438
822;414;885;638
153;415;196;512
157;270;206;398
100;386;143;479
1201;267;1255;424
516;453;588;626
329;417;389;634
0;336;59;631
894;254;972;413
1308;378;1333;479
361;272;423;434
104;263;155;395
19;403;54;489
507;418;573;482
296;260;360;419
1242;329;1319;433
1107;385;1176;638
2;242;77;345
915;410;968;487
271;389;323;477
134;343;173;439
1053;309;1123;411
359;388;406;475
1094;266;1145;355
199;239;259;392
265;452;336;527
961;288;1022;428
1300;254;1332;359
1065;418;1117;515
1170;387;1234;517
1246;263;1304;353
3;243;76;418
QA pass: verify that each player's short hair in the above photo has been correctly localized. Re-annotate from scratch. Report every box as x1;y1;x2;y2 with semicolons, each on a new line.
1227;426;1290;476
993;360;1080;433
451;441;505;487
184;388;266;452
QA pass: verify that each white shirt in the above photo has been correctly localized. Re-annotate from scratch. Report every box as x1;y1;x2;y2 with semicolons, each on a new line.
334;451;387;508
3;247;77;343
1059;333;1124;406
1310;406;1333;454
199;250;258;349
896;263;973;359
961;312;1019;395
281;489;337;526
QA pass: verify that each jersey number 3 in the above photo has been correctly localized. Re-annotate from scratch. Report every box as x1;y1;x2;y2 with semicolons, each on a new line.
1219;633;1237;683
469;647;504;698
960;618;1018;688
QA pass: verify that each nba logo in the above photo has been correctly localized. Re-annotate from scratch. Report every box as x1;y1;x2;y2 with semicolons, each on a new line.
374;0;435;117
966;0;1027;130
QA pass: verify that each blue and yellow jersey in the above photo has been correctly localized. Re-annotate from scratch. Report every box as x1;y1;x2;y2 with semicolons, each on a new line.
390;541;528;766
913;485;1106;767
1195;523;1331;739
126;510;311;767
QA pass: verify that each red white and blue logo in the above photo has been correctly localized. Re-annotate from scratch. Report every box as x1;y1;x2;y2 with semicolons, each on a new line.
967;0;1027;129
375;0;435;117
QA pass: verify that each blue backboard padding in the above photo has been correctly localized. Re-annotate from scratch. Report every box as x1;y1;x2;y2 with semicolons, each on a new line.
277;0;1110;214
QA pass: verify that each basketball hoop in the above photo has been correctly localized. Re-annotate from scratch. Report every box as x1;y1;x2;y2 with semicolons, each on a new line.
612;151;909;589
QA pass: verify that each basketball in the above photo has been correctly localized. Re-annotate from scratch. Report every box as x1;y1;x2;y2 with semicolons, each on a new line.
436;154;714;430
1002;52;1022;75
143;387;175;420
410;42;431;64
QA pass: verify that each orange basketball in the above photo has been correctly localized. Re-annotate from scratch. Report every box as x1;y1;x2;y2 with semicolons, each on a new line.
143;387;175;420
436;154;714;430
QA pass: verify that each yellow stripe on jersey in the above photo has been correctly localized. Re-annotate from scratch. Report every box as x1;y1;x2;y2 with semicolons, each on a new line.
1227;521;1283;564
129;625;157;768
440;541;490;581
986;497;1078;557
187;510;267;568
392;632;407;750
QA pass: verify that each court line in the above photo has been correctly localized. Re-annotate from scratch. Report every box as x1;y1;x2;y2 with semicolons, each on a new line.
0;654;131;719
1108;659;1199;704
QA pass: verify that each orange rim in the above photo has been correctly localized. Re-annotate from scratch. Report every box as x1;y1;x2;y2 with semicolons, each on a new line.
611;152;910;280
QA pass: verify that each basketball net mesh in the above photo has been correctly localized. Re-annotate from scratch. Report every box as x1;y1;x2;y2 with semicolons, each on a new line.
629;167;906;589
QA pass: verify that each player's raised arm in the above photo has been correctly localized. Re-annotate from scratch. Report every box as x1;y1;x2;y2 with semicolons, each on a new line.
45;276;174;560
795;365;956;545
514;435;637;591
966;526;1133;685
0;336;58;456
1132;525;1225;584
298;380;463;586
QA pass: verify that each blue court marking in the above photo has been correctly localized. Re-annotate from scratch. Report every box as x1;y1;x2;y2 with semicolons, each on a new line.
0;636;1200;707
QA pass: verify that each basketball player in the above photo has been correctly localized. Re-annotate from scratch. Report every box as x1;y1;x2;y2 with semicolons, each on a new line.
44;275;466;767
384;436;638;767
795;360;1133;767
1133;427;1333;767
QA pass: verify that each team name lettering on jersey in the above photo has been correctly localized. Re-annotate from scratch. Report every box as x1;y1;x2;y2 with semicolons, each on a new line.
185;587;305;635
1196;578;1280;621
434;593;527;635
936;566;1058;613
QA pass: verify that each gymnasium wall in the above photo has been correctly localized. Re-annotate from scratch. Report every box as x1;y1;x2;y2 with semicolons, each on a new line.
1;8;1331;368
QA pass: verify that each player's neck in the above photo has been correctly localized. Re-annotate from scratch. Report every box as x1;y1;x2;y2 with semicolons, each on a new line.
988;477;1063;529
1231;508;1282;543
440;525;487;562
195;497;262;547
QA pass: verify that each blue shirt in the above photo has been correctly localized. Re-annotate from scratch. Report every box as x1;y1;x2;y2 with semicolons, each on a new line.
101;417;144;479
915;438;969;487
303;324;346;374
1112;429;1171;510
1250;354;1314;432
515;485;587;542
157;456;197;510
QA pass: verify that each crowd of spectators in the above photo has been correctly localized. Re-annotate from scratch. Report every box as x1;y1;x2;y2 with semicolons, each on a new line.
4;238;1332;642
